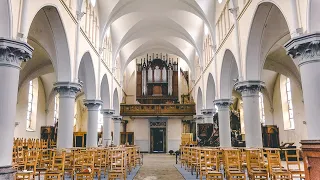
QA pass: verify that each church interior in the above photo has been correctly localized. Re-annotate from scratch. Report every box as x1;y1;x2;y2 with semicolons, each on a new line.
1;0;320;179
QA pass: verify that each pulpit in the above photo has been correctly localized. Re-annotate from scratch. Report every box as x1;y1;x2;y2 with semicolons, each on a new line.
301;140;320;180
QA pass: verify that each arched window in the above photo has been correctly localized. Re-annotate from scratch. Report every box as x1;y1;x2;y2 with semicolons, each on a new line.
26;80;33;130
53;95;59;124
286;77;295;129
218;0;223;3
259;92;265;125
280;75;295;130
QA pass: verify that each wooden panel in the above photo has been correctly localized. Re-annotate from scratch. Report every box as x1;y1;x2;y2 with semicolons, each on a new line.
120;104;196;116
136;72;142;97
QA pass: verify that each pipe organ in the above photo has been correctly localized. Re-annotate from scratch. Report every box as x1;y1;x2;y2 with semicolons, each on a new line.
136;53;179;104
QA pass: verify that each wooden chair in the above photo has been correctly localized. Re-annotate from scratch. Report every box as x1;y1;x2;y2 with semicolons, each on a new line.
108;149;126;180
64;150;76;180
201;149;223;180
44;150;66;180
16;150;39;180
246;149;268;180
36;149;53;180
283;148;305;180
75;150;95;180
223;149;246;180
265;148;292;180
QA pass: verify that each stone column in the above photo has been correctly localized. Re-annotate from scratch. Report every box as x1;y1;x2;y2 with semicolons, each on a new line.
84;99;102;147
193;115;204;140
0;38;33;178
235;80;265;148
112;116;122;146
285;33;320;140
101;109;114;146
201;109;215;124
214;99;233;147
54;82;82;149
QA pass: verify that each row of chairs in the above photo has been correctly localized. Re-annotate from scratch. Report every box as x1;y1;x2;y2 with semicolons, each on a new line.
180;146;305;180
14;138;57;149
12;146;142;180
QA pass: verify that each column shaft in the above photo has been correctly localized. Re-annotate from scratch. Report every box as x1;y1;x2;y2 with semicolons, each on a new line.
214;99;232;148
113;116;122;146
54;82;82;149
235;81;265;148
102;109;114;146
84;99;102;147
285;33;320;140
0;38;32;169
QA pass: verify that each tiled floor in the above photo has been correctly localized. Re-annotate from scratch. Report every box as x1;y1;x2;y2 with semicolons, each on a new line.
134;154;184;180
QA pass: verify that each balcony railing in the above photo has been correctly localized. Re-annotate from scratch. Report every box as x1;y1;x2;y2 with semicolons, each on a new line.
120;104;196;116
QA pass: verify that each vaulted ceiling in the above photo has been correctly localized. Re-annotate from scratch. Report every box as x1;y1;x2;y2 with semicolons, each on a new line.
97;0;216;70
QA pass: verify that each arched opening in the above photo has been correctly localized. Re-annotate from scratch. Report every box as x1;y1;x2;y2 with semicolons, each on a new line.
101;74;111;109
113;88;120;115
78;52;97;100
220;49;239;99
196;87;203;114
206;73;215;109
246;2;305;147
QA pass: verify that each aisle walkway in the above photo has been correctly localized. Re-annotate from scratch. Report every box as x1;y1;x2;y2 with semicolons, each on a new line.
134;154;184;180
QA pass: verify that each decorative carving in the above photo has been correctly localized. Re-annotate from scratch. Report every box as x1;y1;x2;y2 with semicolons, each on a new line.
214;99;233;110
234;80;265;97
83;99;103;111
285;33;320;66
193;115;204;124
201;109;215;117
54;82;82;98
120;104;196;116
112;116;122;123
101;109;115;117
0;38;33;69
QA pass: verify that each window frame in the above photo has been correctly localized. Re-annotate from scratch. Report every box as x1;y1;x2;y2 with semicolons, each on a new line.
26;80;34;131
285;77;295;129
258;92;265;125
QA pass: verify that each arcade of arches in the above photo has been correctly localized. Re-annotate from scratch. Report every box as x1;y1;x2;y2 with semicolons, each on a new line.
2;0;320;179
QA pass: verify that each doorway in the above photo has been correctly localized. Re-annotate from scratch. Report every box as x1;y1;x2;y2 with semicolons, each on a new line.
150;128;166;152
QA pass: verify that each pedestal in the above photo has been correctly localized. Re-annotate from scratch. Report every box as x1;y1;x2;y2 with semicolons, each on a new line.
101;109;114;146
84;99;102;147
301;140;320;180
112;116;122;146
214;99;233;147
235;80;265;148
0;38;33;167
54;82;82;149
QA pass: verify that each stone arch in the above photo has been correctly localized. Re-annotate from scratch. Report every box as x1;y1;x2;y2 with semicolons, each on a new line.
196;87;203;114
220;49;239;99
0;0;12;38
245;2;291;80
113;88;120;115
206;73;215;109
78;52;96;99
27;6;72;81
101;74;111;109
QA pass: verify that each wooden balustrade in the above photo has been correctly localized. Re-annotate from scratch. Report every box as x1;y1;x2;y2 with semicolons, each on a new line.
120;104;196;116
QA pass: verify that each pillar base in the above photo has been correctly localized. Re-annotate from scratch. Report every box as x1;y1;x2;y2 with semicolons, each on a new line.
301;140;320;180
0;166;16;180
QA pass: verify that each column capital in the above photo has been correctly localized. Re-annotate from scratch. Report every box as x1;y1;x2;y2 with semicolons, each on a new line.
54;82;82;98
234;80;265;97
112;116;122;123
285;33;320;67
201;109;215;117
101;109;115;117
83;99;103;111
214;99;233;110
0;38;33;69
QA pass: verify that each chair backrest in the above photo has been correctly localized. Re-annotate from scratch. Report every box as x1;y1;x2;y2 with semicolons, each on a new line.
246;148;264;171
109;149;126;172
50;150;66;172
283;148;302;171
265;148;282;172
223;149;241;171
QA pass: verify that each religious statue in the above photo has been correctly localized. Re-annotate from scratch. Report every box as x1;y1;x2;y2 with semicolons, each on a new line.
154;66;161;82
162;67;167;82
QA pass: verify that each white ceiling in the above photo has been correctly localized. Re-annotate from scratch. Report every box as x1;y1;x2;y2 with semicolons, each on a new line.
97;0;216;70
